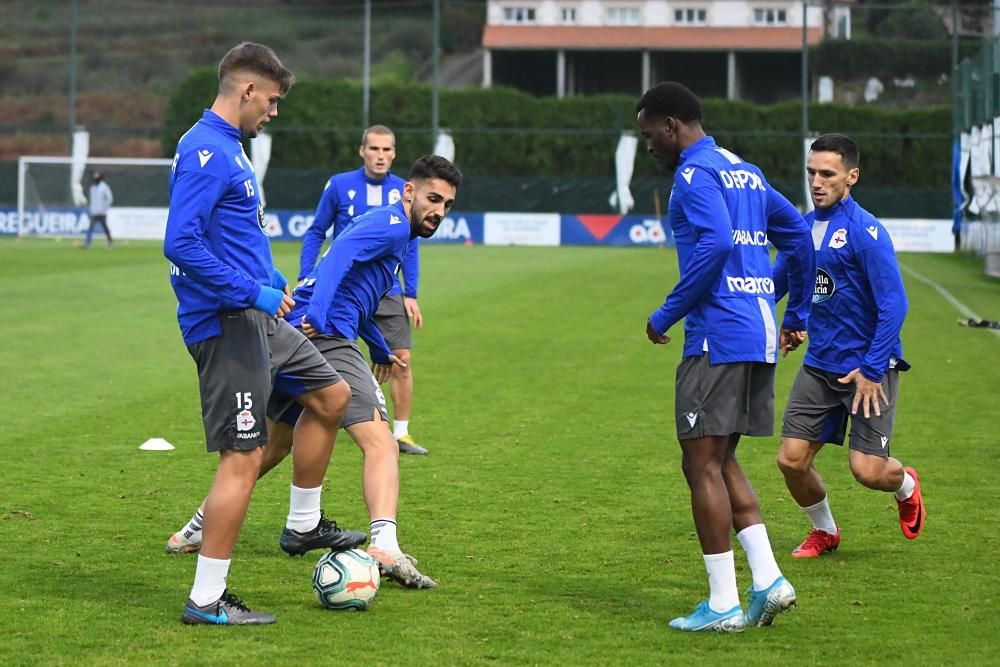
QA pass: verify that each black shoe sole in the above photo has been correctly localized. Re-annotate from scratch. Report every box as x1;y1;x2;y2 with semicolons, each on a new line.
279;530;367;557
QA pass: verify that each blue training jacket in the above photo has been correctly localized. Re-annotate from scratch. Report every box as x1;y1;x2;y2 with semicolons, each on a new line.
298;166;418;299
288;200;414;364
164;110;277;346
774;195;909;381
650;136;815;364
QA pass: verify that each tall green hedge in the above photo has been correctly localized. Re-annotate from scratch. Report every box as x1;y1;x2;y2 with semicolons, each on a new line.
163;72;951;189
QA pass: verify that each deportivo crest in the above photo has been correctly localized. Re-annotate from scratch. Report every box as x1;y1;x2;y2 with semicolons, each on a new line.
389;188;401;204
236;409;256;432
829;228;847;249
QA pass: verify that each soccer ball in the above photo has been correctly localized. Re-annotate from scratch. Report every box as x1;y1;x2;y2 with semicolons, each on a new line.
312;548;380;610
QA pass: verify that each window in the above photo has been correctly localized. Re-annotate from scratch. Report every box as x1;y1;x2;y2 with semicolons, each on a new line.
503;6;537;24
561;7;576;24
674;8;707;25
607;7;640;25
753;8;787;25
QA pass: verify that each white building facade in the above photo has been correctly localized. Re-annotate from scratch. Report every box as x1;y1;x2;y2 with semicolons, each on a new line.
483;0;827;102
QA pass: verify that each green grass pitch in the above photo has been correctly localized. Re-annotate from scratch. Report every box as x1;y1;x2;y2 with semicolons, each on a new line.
1;238;997;665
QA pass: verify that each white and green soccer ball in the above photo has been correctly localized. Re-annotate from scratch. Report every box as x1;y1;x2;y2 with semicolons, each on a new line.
312;548;380;611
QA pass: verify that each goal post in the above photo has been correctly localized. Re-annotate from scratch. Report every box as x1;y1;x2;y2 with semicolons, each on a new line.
16;155;174;239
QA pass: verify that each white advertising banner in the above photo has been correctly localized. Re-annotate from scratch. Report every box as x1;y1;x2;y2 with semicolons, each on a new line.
881;219;953;253
108;206;169;240
483;212;560;246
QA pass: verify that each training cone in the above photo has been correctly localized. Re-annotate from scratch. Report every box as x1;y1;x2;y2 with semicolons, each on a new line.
139;438;175;451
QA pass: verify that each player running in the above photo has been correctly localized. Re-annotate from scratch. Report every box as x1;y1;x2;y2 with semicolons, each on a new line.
773;133;925;558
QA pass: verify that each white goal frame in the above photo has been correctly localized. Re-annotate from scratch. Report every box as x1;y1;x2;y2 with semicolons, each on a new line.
17;155;174;237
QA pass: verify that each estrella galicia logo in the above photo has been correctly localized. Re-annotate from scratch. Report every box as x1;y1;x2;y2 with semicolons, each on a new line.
813;267;835;303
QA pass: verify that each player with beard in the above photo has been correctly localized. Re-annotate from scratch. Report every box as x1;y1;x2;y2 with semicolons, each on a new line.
773;133;925;559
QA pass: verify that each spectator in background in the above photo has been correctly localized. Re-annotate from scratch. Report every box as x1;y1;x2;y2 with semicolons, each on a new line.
84;171;113;249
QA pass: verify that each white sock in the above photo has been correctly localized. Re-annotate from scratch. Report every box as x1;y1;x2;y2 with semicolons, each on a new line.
703;551;740;613
801;496;838;535
181;508;204;539
286;485;322;533
736;524;783;592
393;420;409;440
370;518;400;554
190;555;230;606
894;471;916;501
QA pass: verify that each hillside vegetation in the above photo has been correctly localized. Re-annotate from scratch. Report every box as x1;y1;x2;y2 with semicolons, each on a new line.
0;0;485;158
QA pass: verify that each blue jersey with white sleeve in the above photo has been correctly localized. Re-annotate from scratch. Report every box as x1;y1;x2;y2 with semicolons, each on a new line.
164;110;272;346
773;195;908;381
288;200;413;364
299;167;415;298
649;136;814;364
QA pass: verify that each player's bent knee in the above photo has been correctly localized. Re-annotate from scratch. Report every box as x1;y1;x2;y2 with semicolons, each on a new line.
294;382;350;431
776;439;812;475
848;454;886;488
391;349;411;378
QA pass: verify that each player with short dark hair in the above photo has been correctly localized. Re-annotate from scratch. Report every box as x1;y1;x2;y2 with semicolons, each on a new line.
164;42;363;626
773;132;925;558
299;125;430;455
636;82;815;632
166;155;462;589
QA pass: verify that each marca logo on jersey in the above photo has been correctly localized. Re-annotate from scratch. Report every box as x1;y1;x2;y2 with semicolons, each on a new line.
681;167;696;184
719;169;764;190
732;229;768;246
348;189;357;200
829;228;847;249
813;267;835;303
198;149;213;168
866;225;879;240
235;155;243;170
726;275;775;295
390;215;403;225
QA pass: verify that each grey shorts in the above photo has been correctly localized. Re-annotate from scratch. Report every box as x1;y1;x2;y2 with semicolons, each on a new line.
675;354;775;440
186;310;340;453
781;365;899;457
373;294;411;350
269;335;389;429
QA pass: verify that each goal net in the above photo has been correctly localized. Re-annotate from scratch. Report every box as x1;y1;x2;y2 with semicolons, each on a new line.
17;156;174;239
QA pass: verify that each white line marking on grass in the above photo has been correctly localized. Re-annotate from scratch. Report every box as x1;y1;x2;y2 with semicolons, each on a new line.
899;262;1000;339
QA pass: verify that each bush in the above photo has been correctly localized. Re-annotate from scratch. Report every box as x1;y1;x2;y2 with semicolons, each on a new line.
163;76;951;189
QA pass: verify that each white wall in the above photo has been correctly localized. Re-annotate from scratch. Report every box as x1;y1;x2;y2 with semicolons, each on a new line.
487;0;822;28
